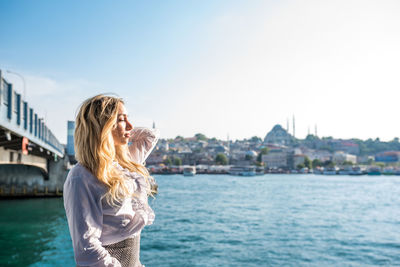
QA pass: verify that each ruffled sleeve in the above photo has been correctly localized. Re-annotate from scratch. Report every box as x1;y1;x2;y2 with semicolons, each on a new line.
64;173;121;267
128;127;160;165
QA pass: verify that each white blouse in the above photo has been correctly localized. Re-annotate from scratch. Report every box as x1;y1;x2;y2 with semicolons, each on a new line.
63;127;160;267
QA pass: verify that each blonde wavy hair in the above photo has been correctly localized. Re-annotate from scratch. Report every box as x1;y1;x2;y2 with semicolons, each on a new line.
74;94;151;205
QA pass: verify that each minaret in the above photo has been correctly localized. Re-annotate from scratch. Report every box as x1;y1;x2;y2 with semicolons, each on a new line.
308;126;310;136
315;124;318;137
227;133;230;154
152;121;156;129
286;118;290;133
292;115;295;138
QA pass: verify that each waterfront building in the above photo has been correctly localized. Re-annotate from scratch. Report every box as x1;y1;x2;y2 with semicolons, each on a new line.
66;120;76;164
357;155;374;164
196;152;214;165
215;145;228;153
262;148;288;168
302;149;332;162
156;139;169;151
66;121;75;156
146;152;167;165
178;150;195;165
293;154;306;168
332;151;357;164
309;138;360;155
245;150;257;159
332;140;360;155
229;149;247;163
375;151;400;163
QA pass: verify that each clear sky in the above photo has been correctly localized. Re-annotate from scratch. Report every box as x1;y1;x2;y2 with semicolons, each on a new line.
1;0;400;144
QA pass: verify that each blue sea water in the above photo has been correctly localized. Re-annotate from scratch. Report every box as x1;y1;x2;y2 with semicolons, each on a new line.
1;174;400;266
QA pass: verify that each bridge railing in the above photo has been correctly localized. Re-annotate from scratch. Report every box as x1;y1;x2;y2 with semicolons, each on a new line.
0;70;64;158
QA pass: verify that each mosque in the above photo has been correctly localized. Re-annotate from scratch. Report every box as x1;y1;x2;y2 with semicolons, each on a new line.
263;124;294;146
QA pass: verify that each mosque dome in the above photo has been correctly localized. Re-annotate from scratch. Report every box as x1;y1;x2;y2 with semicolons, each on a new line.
246;150;258;157
264;124;293;145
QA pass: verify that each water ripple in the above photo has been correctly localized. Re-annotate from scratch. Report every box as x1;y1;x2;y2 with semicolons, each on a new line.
1;174;400;266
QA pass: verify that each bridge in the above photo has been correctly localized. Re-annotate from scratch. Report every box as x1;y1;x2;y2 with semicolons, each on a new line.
0;70;68;197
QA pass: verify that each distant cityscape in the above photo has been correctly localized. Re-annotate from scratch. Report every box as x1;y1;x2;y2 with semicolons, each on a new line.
66;122;400;175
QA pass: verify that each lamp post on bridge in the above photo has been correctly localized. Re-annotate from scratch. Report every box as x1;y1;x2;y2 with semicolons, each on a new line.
6;70;26;100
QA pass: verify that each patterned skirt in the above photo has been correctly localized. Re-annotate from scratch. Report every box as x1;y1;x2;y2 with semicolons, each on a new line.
103;234;143;267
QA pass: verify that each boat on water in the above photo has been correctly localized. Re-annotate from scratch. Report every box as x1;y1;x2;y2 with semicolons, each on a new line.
382;167;396;175
338;166;352;175
255;167;265;175
183;166;196;176
313;167;324;174
229;166;256;176
349;166;364;175
299;167;310;174
323;166;339;175
367;166;381;175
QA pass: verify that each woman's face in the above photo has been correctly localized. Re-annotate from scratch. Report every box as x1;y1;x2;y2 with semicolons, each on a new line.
111;103;133;146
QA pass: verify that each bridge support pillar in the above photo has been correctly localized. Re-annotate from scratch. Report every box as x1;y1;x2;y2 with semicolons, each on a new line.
0;155;69;198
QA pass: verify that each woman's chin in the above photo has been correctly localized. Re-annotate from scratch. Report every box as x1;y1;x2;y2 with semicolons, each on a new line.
122;138;130;145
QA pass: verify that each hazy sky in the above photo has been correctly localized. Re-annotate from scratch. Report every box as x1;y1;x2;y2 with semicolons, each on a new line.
1;0;400;143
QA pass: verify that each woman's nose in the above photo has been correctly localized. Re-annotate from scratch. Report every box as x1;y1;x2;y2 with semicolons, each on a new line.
126;120;133;130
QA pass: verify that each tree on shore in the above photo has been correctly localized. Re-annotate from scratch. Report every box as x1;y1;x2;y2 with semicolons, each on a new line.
215;153;228;165
312;159;322;168
175;136;184;141
304;156;312;169
375;162;385;168
256;147;269;163
173;157;182;166
343;160;354;166
250;136;262;142
195;133;207;141
297;163;305;170
245;154;253;161
324;161;335;168
163;157;173;166
305;134;319;141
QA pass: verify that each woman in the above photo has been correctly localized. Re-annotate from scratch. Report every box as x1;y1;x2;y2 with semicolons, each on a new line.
64;95;159;267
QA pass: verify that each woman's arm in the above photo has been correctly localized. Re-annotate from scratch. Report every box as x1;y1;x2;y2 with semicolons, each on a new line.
64;175;121;267
128;127;160;165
